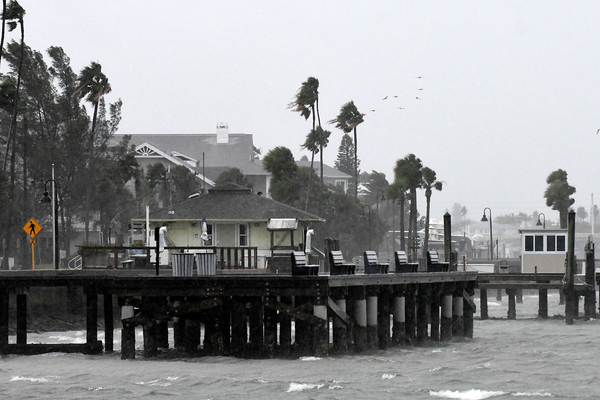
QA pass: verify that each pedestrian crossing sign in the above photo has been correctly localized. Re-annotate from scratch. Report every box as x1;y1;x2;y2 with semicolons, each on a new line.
23;218;42;239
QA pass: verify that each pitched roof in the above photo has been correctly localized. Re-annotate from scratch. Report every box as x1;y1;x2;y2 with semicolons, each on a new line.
296;160;352;179
134;183;325;223
114;133;255;168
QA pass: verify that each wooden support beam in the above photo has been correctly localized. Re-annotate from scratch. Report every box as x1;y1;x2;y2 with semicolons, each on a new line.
378;285;391;350
392;285;406;345
463;286;475;338
452;286;464;337
351;286;367;352
103;292;114;352
366;287;378;350
86;286;100;351
330;290;348;354
440;285;453;341
230;297;247;356
405;284;416;344
507;289;517;320
480;288;488;320
279;296;292;357
312;295;328;357
430;287;440;342
538;288;548;319
416;285;428;343
264;296;277;358
16;293;27;345
0;288;8;347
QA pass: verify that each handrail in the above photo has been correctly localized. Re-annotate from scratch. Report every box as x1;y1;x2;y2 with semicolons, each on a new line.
68;255;83;270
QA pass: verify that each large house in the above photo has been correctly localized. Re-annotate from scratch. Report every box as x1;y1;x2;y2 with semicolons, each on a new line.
114;123;351;197
131;183;325;269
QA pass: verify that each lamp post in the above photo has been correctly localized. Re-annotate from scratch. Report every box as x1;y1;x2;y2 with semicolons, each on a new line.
360;204;372;250
481;207;493;260
40;164;59;270
536;213;546;229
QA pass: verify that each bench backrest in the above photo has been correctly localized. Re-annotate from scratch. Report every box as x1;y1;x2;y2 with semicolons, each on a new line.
292;251;308;267
329;250;345;265
364;250;379;266
395;251;408;265
427;250;440;264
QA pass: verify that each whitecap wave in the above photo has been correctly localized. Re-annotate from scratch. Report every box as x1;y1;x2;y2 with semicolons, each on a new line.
512;393;552;397
287;382;324;392
382;373;396;379
430;389;505;399
11;376;53;383
299;356;321;361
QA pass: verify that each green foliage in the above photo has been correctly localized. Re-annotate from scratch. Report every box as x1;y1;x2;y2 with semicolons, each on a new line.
215;167;252;188
544;168;575;228
334;133;358;177
263;146;298;180
576;206;588;222
329;100;364;133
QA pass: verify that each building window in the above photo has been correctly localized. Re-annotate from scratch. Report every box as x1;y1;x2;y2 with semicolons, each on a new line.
547;235;555;251
525;235;534;251
202;224;213;246
557;235;566;251
535;235;544;252
238;224;248;246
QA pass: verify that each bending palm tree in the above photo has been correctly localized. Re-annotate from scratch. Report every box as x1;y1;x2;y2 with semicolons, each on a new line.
74;61;111;241
2;0;24;171
329;100;364;200
388;178;409;252
421;167;443;256
394;154;423;259
74;61;112;139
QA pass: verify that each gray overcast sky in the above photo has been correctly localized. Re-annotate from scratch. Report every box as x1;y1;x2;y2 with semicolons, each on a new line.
20;1;600;223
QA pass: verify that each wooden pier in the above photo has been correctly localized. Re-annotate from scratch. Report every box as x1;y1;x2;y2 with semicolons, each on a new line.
0;270;477;358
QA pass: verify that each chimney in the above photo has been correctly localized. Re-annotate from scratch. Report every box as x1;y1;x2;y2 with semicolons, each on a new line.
216;122;229;144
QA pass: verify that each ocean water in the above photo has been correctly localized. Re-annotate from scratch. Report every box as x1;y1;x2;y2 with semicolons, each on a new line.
1;290;599;399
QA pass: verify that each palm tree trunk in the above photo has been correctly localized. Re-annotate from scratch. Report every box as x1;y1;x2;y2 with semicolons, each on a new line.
353;127;358;200
423;191;431;257
305;150;315;212
316;97;323;185
399;198;406;252
0;0;7;70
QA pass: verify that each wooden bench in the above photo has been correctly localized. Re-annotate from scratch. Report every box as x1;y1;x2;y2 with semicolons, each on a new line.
426;250;450;272
363;251;389;274
394;251;418;273
291;251;319;276
328;251;356;275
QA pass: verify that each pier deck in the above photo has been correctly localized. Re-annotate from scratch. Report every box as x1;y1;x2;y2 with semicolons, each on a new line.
0;270;478;358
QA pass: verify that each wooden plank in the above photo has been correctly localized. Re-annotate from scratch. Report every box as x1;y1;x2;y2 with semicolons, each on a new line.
327;296;351;325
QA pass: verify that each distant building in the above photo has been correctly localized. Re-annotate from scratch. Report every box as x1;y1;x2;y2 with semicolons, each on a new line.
519;228;567;273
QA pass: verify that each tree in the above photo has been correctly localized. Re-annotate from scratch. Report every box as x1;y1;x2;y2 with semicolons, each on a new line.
329;100;364;200
577;206;588;223
289;77;327;183
544;169;575;229
2;0;24;171
388;178;409;252
216;167;252;188
262;146;301;204
334;133;358;177
394;154;423;257
421;167;443;256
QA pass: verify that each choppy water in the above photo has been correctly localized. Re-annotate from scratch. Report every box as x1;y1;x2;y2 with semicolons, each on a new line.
1;291;599;399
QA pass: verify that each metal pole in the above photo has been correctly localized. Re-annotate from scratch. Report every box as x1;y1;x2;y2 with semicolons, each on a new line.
52;164;58;270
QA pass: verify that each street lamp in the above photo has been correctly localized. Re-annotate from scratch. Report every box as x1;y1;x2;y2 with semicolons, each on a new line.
360;204;372;250
536;213;546;229
40;164;59;270
481;207;493;260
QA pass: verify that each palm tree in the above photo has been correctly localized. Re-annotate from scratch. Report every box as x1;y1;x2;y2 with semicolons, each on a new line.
329;100;364;200
0;0;8;71
388;178;409;252
421;167;443;256
394;154;423;258
74;61;112;139
544;169;575;228
2;0;24;171
289;77;327;183
74;62;111;240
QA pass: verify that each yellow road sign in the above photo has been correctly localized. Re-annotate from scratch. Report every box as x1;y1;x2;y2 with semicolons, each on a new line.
23;218;42;239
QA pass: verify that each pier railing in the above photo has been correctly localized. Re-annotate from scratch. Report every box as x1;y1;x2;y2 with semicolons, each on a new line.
76;245;259;270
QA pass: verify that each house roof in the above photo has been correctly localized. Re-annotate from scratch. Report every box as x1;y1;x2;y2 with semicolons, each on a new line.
133;183;325;223
114;133;255;168
296;160;352;179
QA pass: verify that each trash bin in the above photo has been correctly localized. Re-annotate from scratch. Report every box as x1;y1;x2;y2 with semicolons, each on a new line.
196;253;217;276
172;253;195;276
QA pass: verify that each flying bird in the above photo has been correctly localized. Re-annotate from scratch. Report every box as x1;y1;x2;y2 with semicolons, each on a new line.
418;88;423;91
397;107;404;109
370;109;376;112
382;96;388;100
416;76;423;78
597;129;600;134
416;97;420;99
393;95;398;98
